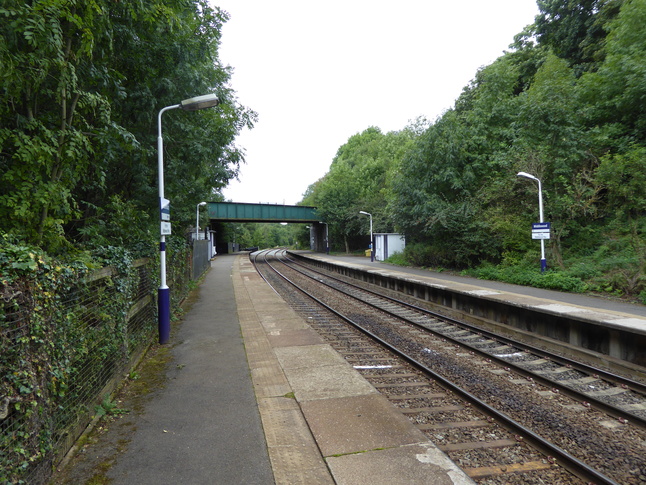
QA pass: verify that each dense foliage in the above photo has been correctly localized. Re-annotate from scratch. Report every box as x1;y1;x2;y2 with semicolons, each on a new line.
0;0;255;254
304;0;645;301
0;5;254;479
302;126;419;252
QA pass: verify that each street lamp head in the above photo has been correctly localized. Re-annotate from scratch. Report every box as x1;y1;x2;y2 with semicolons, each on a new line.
198;201;207;206
359;211;370;215
180;94;220;111
517;171;538;181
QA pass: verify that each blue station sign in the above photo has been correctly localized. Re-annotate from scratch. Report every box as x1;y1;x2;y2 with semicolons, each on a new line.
160;197;171;235
531;222;551;240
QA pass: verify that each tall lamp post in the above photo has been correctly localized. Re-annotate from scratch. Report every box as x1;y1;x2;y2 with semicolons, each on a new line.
158;94;219;344
196;201;207;241
359;211;373;262
517;171;547;273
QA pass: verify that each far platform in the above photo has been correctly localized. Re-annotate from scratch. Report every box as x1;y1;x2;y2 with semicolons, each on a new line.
290;251;646;372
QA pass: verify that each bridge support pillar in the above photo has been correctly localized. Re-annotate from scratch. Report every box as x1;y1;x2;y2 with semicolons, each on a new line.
310;222;328;253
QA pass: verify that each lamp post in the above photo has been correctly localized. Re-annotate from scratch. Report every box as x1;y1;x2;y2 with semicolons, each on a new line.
517;171;547;273
359;211;373;262
196;201;207;241
158;94;219;344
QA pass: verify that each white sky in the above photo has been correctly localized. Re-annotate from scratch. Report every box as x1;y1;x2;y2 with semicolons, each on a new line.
213;1;539;206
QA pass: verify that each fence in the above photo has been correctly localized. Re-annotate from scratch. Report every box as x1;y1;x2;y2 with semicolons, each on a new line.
192;239;211;281
0;245;194;485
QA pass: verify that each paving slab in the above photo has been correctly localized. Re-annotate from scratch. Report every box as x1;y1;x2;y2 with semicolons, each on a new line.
257;397;334;484
327;443;475;485
266;328;325;347
274;345;378;401
274;343;349;369
300;394;428;456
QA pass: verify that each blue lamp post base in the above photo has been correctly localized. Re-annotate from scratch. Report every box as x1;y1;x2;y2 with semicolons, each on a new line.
158;287;170;344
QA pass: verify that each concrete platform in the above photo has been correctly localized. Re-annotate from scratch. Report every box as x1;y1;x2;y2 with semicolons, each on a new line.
233;254;474;484
308;252;646;318
102;254;275;485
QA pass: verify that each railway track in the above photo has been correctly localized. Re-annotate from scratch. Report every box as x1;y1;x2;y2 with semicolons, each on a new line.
252;249;646;485
282;252;646;426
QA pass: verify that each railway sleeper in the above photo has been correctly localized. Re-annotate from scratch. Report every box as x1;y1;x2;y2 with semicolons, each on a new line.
439;438;519;452
416;420;490;430
462;460;555;479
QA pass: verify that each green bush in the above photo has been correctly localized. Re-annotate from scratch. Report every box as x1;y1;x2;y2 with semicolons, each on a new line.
534;272;589;293
565;261;603;280
384;251;408;266
463;264;589;293
403;242;453;268
584;233;645;297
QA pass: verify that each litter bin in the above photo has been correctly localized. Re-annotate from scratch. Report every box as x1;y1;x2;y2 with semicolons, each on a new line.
365;249;371;257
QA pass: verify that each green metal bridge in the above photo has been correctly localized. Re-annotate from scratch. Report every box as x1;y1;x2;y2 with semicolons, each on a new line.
207;202;322;223
206;202;327;252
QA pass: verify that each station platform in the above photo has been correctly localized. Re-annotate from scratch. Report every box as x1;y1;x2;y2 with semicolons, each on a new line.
309;252;646;319
298;251;646;373
54;252;645;484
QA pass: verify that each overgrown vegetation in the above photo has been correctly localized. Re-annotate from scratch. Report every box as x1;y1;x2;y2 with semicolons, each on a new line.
2;242;140;482
303;0;645;302
0;0;255;254
0;234;195;484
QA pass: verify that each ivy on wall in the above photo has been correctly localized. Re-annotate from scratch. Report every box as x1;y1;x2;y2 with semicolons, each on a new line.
0;239;175;484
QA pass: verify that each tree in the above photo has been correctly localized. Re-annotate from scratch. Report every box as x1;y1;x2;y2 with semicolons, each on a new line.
578;0;646;142
534;0;622;74
0;1;116;249
390;109;504;267
101;1;255;225
305;161;362;253
304;127;415;253
0;0;255;253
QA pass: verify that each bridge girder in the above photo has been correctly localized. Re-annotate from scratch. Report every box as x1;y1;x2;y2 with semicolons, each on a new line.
207;202;322;223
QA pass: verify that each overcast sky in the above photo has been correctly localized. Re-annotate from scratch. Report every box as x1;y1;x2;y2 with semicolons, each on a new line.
213;1;540;206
